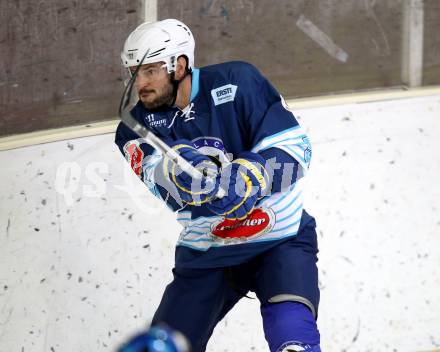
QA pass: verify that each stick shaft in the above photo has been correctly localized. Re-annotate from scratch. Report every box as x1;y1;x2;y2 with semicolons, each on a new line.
120;108;226;197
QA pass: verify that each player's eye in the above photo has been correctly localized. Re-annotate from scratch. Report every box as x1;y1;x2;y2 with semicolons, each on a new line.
146;68;157;76
138;67;159;79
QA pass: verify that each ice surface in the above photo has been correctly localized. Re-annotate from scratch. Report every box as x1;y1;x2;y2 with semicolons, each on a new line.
1;94;439;351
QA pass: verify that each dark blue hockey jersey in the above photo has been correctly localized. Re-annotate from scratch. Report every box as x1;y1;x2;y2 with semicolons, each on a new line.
115;61;314;269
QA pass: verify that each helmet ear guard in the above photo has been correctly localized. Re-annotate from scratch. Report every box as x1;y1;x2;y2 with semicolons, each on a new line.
164;54;190;74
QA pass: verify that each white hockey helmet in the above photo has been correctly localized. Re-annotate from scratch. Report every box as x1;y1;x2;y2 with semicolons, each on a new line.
121;19;195;73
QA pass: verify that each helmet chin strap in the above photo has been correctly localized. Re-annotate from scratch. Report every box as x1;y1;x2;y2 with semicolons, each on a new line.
169;71;180;107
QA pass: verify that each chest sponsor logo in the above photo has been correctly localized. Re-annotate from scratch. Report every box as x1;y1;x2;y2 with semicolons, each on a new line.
211;84;238;106
145;113;167;128
210;207;275;244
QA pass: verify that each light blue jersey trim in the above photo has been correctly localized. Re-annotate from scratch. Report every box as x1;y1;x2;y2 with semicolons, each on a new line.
283;145;306;164
190;68;200;102
270;218;302;233
245;230;299;244
177;228;301;250
258;185;298;208
177;242;211;251
251;125;301;152
186;224;212;230
274;192;302;213
182;236;212;242
275;204;303;223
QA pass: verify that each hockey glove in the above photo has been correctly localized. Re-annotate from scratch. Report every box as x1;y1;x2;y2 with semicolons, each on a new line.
206;152;270;220
163;139;220;205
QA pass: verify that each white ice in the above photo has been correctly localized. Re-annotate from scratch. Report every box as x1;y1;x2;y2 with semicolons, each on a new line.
0;94;439;352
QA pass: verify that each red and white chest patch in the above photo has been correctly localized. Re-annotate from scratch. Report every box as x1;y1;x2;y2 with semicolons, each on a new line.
123;140;144;177
210;208;275;244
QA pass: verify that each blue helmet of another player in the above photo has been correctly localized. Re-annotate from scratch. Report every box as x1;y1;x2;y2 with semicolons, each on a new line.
117;325;190;352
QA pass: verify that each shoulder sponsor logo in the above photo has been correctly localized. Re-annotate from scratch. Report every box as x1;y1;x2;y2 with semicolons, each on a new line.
211;84;238;106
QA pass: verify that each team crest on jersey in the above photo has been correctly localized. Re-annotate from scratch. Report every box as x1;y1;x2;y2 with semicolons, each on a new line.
210;208;275;244
211;84;238;106
123;139;144;177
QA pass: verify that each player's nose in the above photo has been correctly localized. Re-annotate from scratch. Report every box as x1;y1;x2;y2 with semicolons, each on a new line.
135;74;150;86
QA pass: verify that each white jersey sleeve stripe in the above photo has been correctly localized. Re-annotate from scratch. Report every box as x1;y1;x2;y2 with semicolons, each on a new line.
275;203;303;223
259;184;298;208
269;217;302;234
271;190;302;213
251;125;301;152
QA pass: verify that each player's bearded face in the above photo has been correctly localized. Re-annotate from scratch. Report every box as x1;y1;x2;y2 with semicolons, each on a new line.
133;63;174;110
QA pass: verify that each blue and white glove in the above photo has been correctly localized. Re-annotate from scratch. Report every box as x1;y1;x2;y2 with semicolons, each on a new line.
206;152;270;220
163;139;220;205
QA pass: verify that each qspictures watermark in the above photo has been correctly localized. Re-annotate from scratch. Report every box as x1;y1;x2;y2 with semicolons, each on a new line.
54;160;164;214
54;157;302;213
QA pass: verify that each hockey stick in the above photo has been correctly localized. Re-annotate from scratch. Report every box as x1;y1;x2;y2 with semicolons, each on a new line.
118;50;225;198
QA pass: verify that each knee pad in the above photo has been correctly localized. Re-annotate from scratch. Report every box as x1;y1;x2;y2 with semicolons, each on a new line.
261;301;320;352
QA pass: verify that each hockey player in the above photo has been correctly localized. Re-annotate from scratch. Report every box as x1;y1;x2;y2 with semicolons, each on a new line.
115;19;321;352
